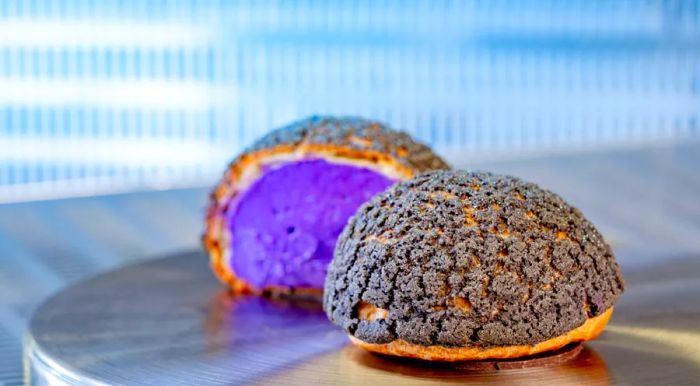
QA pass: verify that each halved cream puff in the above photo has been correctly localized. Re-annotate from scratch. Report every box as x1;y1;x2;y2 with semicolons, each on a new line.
204;116;449;296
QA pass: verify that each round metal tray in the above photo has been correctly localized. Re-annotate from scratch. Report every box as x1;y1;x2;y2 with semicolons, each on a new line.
25;251;700;385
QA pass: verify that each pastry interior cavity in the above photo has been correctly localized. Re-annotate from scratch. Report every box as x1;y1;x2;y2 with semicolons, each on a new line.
227;159;395;289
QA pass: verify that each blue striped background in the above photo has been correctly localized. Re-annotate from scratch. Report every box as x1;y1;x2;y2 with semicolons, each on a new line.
1;0;699;202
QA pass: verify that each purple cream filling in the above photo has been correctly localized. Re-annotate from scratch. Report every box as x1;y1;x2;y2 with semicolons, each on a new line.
227;159;396;289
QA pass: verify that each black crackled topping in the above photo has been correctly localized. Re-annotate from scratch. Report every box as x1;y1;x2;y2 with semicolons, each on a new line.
242;116;450;173
323;170;624;347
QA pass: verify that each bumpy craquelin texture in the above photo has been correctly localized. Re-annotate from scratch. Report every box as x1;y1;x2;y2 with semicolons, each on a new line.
204;116;450;294
324;170;624;347
244;116;450;172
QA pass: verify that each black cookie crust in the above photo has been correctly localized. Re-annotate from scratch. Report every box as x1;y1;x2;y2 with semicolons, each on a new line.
242;116;450;173
324;170;624;348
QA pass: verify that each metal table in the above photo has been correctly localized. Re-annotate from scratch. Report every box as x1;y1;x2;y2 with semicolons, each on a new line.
2;142;700;384
24;251;700;385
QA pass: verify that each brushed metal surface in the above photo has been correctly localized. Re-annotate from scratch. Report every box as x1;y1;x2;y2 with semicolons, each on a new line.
26;251;700;385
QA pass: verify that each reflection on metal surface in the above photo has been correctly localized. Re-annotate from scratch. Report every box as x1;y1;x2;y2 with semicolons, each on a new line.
257;343;611;386
203;290;328;356
605;326;700;369
25;251;700;385
261;344;611;386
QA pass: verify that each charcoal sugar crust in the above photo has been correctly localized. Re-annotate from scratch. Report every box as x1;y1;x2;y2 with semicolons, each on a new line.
324;170;624;350
244;116;449;173
204;116;450;295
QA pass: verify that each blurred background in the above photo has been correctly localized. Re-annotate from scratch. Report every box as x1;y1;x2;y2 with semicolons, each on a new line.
2;0;699;203
1;1;700;385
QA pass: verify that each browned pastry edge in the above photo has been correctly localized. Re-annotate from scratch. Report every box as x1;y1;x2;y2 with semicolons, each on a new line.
353;341;585;371
349;307;613;362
